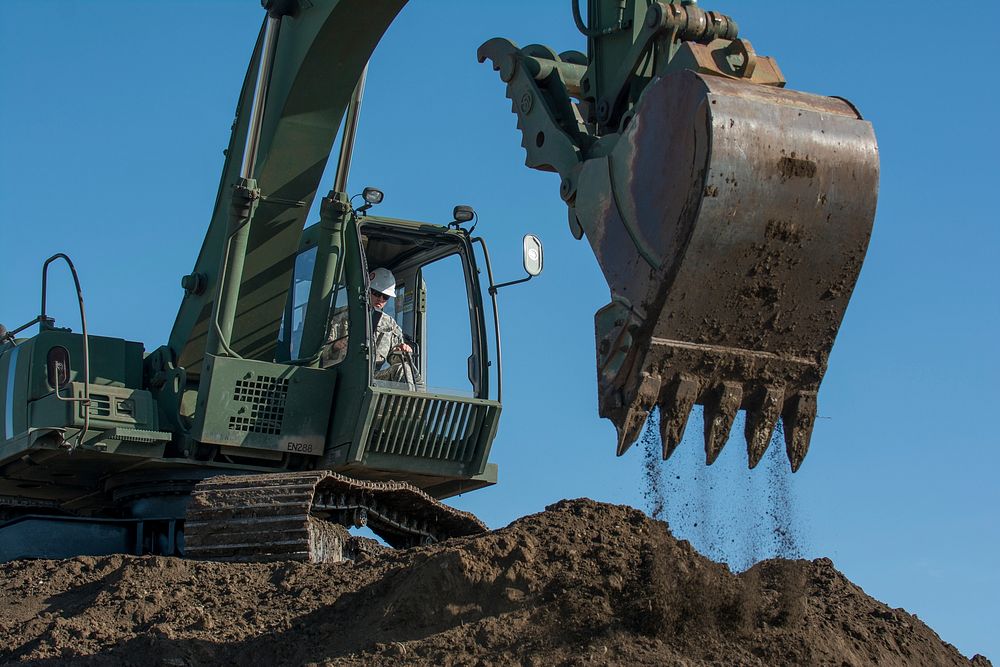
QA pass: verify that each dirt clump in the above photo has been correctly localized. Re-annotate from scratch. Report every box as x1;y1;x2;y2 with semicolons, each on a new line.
0;499;989;666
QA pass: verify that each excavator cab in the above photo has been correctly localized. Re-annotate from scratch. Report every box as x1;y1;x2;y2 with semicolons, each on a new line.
280;217;489;398
268;205;501;499
358;221;487;397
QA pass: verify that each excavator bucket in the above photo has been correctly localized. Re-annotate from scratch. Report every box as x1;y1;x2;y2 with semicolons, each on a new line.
481;2;879;471
582;71;878;471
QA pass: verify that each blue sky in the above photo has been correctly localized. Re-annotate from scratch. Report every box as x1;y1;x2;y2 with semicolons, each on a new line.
2;0;997;660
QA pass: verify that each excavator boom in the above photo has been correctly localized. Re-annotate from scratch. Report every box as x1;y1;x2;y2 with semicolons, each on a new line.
167;0;406;378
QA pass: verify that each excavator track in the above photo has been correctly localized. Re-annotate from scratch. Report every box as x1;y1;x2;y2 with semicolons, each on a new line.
184;471;487;563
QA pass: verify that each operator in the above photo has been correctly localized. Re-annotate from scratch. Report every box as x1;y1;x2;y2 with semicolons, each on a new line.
366;267;412;367
324;268;420;388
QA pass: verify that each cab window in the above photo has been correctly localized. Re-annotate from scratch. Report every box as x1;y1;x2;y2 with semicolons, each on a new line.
362;230;480;398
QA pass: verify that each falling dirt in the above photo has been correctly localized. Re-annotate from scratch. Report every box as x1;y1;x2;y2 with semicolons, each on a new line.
639;408;802;572
766;419;803;559
641;416;666;521
0;500;989;666
694;461;718;561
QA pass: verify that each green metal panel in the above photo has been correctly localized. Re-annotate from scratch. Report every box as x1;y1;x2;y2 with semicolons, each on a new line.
1;332;165;468
191;355;336;457
29;384;160;434
24;331;144;401
0;331;151;441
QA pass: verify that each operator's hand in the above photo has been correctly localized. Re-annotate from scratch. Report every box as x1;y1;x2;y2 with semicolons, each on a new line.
394;343;413;354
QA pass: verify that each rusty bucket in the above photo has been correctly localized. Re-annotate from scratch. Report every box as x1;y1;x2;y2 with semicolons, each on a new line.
575;70;880;470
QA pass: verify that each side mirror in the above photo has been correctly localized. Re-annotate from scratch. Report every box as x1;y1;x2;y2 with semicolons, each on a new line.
487;234;544;296
522;234;543;277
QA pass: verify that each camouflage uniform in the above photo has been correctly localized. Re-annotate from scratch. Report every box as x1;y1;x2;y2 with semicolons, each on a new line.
324;308;421;388
322;307;350;367
371;311;421;388
370;310;404;367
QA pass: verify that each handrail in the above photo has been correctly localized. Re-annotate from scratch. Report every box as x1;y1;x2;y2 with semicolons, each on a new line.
41;254;91;449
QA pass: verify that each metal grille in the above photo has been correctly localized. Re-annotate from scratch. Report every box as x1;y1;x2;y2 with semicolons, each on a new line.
367;393;488;465
228;376;289;435
88;394;112;417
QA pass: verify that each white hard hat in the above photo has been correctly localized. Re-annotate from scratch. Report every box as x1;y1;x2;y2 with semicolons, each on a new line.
369;267;397;297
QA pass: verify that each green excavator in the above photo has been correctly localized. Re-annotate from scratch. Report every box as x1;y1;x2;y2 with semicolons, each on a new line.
0;0;878;562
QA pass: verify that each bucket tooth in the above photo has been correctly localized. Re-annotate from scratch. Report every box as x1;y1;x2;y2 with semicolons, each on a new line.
703;382;743;465
744;386;784;469
658;374;700;461
615;405;649;456
614;373;662;456
782;391;818;472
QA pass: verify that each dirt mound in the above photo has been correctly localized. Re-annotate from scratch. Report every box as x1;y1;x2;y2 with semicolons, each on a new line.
0;499;990;666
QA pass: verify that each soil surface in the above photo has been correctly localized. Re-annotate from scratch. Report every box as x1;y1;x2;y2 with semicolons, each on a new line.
0;499;990;666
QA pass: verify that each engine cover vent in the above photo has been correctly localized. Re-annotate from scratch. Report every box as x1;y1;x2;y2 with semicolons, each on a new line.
228;376;289;435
